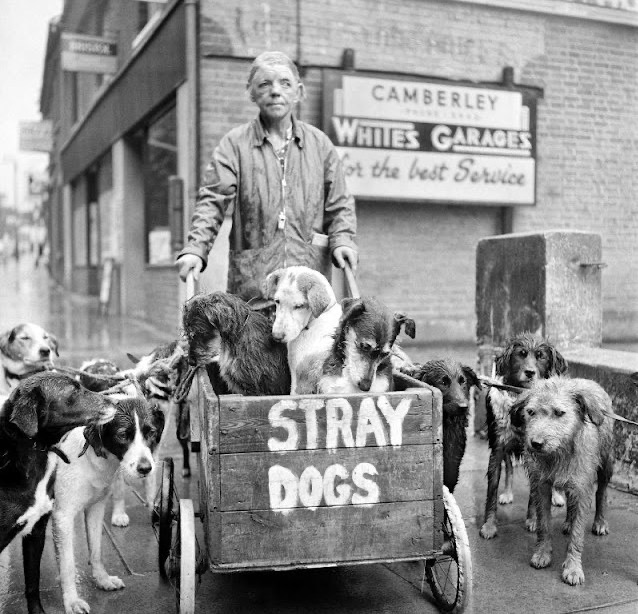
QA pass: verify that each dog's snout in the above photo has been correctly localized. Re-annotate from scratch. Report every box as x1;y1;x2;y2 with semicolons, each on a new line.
136;458;152;476
271;330;285;342
530;438;544;451
40;347;51;358
524;369;536;379
358;378;372;392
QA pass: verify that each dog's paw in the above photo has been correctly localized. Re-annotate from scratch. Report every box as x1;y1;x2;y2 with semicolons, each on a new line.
530;546;552;569
95;574;125;591
479;521;498;539
591;518;609;536
552;489;566;507
111;511;130;527
64;598;91;614
525;517;537;533
561;561;585;586
498;492;513;505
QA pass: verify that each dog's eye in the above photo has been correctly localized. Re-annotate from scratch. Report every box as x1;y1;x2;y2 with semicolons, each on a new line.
518;349;528;357
274;298;280;305
458;376;466;386
553;408;565;417
441;376;451;387
115;428;130;442
19;335;31;341
535;350;547;360
358;342;372;353
526;408;535;416
294;303;306;310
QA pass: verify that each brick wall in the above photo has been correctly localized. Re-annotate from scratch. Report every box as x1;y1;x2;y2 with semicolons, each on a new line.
197;0;638;343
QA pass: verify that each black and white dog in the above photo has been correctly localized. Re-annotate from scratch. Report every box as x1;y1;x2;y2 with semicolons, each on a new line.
0;372;117;614
53;397;164;614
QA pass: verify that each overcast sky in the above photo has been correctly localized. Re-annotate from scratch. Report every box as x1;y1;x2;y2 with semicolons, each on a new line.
0;0;64;206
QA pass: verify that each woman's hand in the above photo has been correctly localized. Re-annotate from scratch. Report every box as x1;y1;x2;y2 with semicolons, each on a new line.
332;246;358;272
176;254;204;282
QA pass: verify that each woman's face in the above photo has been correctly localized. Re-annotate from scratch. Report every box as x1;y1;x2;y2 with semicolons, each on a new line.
250;63;301;124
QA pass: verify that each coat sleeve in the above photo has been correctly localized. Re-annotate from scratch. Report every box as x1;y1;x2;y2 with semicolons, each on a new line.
321;138;357;255
176;135;238;271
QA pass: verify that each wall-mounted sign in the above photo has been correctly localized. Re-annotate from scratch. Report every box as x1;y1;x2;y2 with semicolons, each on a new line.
323;71;538;206
61;33;118;74
19;121;53;153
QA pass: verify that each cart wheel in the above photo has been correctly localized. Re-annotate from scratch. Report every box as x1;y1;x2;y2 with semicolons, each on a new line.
425;486;473;613
169;499;196;614
157;457;175;580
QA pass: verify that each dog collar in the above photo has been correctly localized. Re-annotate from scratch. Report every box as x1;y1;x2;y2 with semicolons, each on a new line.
3;367;33;382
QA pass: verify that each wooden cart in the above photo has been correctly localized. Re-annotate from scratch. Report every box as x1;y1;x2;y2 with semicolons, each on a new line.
156;366;473;613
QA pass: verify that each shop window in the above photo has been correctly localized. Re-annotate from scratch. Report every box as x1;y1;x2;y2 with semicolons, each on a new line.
143;104;177;265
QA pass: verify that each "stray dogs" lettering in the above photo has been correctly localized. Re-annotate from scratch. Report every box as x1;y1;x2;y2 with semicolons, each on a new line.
267;396;411;513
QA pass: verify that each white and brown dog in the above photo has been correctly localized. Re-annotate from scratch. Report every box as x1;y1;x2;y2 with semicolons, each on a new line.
264;266;342;394
0;323;58;399
317;296;415;395
53;397;164;614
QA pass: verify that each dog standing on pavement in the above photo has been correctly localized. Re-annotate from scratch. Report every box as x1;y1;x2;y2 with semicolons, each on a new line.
0;373;117;614
406;359;480;493
480;333;568;539
53;397;164;614
264;266;342;394
317;296;415;395
0;323;59;399
514;376;613;585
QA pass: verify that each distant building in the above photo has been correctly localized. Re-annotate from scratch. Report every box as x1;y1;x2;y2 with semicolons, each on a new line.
40;0;638;341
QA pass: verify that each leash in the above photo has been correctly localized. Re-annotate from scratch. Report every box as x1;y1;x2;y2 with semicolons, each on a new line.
343;262;360;299
478;375;638;427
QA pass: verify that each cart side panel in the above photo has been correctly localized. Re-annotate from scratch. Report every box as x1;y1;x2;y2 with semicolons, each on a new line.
216;501;434;567
429;387;445;548
218;393;433;453
219;445;434;511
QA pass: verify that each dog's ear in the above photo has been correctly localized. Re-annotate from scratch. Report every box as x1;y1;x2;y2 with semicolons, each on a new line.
510;393;528;430
462;365;482;390
0;327;15;357
392;312;416;343
263;269;284;299
151;402;166;442
82;420;108;458
572;384;607;426
307;282;332;318
127;352;141;365
548;346;568;376
341;297;366;324
48;333;59;357
5;384;43;438
494;345;512;378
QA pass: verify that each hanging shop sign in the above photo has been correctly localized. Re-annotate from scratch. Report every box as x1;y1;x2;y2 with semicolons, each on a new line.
19;121;53;153
323;71;538;206
61;33;118;74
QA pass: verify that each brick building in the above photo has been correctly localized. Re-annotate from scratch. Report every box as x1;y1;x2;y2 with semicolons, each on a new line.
40;0;638;343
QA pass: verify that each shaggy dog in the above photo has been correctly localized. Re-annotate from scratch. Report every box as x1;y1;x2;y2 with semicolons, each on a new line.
182;291;290;396
264;266;342;394
514;376;613;585
406;359;480;493
0;373;116;614
317;296;415;394
480;332;568;539
53;397;164;613
0;323;59;399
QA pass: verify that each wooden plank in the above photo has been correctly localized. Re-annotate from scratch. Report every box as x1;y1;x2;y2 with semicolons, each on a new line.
219;445;434;511
218;390;434;453
213;500;434;567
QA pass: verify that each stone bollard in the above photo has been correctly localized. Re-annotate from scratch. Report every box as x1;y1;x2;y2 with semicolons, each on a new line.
474;230;603;433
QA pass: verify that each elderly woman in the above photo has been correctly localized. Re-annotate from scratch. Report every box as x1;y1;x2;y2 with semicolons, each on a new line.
177;51;357;301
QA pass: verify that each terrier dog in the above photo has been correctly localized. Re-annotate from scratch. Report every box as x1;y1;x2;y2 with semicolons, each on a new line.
480;332;568;539
0;323;59;399
182;291;290;396
406;359;480;493
317;296;415;395
53;397;165;614
264;266;342;395
514;376;613;586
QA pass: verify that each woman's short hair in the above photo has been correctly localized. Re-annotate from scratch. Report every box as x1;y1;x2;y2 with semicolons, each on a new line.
246;51;302;90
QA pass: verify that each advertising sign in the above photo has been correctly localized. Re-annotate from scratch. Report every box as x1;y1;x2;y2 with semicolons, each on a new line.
61;33;118;73
19;121;53;153
323;71;538;206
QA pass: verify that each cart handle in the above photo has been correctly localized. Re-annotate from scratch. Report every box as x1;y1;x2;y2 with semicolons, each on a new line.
343;261;360;299
185;270;199;300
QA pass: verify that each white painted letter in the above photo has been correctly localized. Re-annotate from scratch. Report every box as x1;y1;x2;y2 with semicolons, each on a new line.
268;465;298;512
298;466;324;509
355;397;387;448
299;398;324;450
351;463;380;505
376;397;411;446
268;400;299;451
326;398;355;449
323;464;351;506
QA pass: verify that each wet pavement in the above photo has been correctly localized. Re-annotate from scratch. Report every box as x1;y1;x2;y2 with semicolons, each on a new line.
1;254;637;614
